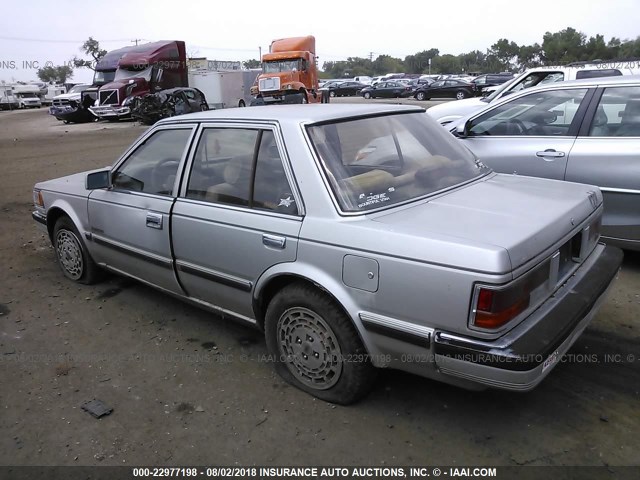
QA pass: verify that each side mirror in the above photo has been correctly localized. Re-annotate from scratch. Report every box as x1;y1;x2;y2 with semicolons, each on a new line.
86;170;111;190
454;120;471;138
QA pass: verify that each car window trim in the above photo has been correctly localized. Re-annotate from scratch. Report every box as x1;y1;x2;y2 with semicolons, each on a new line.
110;124;198;198
577;87;605;137
178;121;305;217
466;86;593;138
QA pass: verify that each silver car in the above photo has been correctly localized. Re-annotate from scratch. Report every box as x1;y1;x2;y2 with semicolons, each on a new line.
32;104;622;404
450;76;640;251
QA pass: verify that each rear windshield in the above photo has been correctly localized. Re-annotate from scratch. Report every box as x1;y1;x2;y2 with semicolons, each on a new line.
307;112;488;213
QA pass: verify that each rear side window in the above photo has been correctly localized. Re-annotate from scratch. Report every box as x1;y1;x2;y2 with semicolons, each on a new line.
576;69;622;80
588;86;640;137
186;128;298;214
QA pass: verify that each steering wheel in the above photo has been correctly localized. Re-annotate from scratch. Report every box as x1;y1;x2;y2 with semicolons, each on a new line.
508;119;527;135
151;158;179;194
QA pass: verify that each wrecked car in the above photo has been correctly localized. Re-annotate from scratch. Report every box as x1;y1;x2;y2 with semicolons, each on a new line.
131;87;208;125
32;104;622;404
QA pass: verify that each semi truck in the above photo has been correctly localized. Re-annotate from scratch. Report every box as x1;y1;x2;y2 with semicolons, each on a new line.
251;36;321;104
89;40;188;120
188;69;260;109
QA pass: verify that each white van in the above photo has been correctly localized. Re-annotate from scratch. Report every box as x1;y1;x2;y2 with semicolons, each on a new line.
427;61;639;125
353;76;372;85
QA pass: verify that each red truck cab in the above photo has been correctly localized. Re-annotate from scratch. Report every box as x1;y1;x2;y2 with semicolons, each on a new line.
90;41;188;120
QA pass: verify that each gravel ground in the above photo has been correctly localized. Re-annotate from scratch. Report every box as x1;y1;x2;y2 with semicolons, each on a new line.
0;108;638;469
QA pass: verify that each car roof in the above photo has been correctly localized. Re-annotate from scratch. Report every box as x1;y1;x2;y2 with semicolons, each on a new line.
157;104;425;126
509;74;640;94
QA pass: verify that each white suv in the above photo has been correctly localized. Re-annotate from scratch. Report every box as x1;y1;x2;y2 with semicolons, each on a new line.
427;61;639;125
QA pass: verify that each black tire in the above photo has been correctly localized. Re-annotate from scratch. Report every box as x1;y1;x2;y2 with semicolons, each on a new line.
329;91;336;97
416;91;427;101
455;90;468;100
53;216;102;284
265;283;377;405
300;89;308;104
363;92;371;99
238;100;246;108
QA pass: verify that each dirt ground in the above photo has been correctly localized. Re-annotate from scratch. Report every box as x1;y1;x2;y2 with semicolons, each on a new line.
0;108;639;468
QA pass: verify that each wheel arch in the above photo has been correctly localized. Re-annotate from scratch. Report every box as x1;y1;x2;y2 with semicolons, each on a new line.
252;265;378;356
45;200;87;243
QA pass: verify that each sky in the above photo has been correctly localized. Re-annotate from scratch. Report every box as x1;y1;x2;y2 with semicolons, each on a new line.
1;0;638;84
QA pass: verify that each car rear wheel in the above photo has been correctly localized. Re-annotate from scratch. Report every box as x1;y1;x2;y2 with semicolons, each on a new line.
456;91;467;100
238;100;246;108
53;216;102;284
416;91;428;101
265;283;377;404
363;92;371;99
329;91;336;97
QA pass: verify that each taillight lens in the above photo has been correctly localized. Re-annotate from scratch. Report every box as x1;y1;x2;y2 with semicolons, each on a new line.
471;263;548;330
473;286;530;330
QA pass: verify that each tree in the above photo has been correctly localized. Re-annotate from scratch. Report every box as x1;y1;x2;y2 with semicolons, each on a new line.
37;65;73;83
243;59;261;69
432;54;461;74
73;37;107;70
542;27;586;64
404;48;439;73
517;43;544;70
371;55;405;75
490;38;520;71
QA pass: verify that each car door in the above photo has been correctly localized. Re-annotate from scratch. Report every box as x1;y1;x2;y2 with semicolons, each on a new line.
459;87;592;179
87;125;197;293
171;124;303;321
566;85;640;246
183;89;199;112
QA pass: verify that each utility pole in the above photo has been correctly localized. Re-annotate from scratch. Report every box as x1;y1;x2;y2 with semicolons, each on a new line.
368;52;374;62
131;38;142;46
259;46;262;59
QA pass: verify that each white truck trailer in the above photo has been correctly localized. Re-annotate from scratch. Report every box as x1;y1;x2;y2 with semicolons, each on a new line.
188;69;260;109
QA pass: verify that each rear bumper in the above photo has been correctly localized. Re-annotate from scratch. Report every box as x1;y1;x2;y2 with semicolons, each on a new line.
433;244;623;391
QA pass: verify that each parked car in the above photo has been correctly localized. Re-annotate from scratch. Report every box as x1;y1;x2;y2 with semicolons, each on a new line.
414;79;476;101
318;80;345;90
131;87;208;125
408;78;435;90
472;73;514;93
327;81;367;97
353;76;372;85
428;62;637;125
50;85;95;123
32;104;621;404
361;81;413;99
449;75;640;251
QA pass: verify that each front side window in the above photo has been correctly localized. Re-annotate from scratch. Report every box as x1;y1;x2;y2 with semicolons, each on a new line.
307;113;487;213
468;88;588;136
112;128;192;195
588;86;640;137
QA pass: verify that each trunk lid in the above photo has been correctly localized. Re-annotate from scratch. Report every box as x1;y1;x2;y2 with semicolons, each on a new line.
371;174;602;271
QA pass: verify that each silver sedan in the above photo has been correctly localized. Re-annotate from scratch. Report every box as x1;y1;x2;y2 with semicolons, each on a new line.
450;76;640;251
32;104;622;404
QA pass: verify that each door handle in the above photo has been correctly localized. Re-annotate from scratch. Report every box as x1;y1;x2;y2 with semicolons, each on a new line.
262;234;286;249
146;212;163;229
536;149;565;159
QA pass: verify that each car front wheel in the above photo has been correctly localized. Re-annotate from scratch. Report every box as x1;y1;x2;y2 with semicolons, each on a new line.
416;92;427;101
363;92;371;99
265;283;377;404
53;216;102;284
456;91;468;100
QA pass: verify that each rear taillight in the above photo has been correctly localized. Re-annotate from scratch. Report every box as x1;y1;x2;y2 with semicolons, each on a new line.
472;286;530;330
471;263;548;330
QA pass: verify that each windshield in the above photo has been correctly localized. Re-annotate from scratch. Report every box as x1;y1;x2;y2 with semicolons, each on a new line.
483;71;564;102
69;84;90;94
263;59;302;73
19;92;37;98
93;70;116;85
114;66;153;82
307;112;488;213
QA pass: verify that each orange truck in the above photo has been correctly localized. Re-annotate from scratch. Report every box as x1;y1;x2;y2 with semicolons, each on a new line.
251;36;321;105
